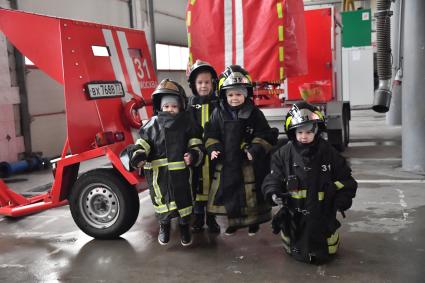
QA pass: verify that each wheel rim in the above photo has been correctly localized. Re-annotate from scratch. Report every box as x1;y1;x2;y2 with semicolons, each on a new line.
79;183;120;229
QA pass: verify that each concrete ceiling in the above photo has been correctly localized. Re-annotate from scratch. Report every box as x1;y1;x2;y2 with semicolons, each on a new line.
154;0;187;46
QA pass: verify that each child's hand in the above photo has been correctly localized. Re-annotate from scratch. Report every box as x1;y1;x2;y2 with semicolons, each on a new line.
246;151;253;161
211;151;220;160
184;152;193;165
136;160;146;168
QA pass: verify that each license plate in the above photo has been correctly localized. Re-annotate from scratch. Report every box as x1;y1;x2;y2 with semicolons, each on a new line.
86;82;124;99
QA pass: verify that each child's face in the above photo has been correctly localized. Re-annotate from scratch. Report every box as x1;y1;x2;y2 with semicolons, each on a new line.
226;89;245;107
195;72;213;96
162;103;180;115
296;129;315;144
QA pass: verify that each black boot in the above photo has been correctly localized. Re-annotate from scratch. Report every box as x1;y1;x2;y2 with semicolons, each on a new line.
180;224;193;246
191;214;205;233
206;214;220;233
158;223;170;245
248;224;260;236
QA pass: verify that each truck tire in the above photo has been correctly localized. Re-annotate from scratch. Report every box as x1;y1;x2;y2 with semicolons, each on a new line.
69;168;140;239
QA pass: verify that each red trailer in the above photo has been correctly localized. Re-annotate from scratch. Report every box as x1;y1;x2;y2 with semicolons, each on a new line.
187;1;351;151
0;8;156;239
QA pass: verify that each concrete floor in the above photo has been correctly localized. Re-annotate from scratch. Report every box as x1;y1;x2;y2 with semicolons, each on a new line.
1;110;424;283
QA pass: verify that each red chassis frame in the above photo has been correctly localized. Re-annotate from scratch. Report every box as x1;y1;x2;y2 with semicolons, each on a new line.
0;8;156;217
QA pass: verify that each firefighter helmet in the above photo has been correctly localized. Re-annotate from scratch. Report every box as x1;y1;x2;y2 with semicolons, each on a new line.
151;79;187;114
285;102;325;140
187;59;218;95
217;65;253;100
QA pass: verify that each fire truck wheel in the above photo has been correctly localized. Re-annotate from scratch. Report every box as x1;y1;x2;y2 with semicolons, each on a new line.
69;169;140;239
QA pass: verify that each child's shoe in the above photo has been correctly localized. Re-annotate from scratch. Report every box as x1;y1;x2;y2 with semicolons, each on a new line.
191;214;205;233
158;223;171;245
224;226;238;235
206;214;220;233
248;224;260;236
180;224;193;246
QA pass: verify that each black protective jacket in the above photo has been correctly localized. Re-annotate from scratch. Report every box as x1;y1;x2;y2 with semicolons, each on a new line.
135;111;203;222
262;138;357;262
204;100;276;228
187;95;218;203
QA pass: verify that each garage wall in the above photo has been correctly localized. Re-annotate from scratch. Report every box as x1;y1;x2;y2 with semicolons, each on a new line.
0;0;25;162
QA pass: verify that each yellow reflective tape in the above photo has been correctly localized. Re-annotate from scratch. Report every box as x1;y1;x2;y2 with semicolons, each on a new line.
278;25;284;41
179;206;193;217
328;232;339;254
168;161;186;170
131;149;144;159
186;11;191;27
314;110;325;120
188;33;192;48
334;181;344;190
318;191;325;201
196;194;209;201
280;67;285;80
143;163;152;170
240;142;248;150
151;158;168;168
169;201;177;210
279;47;284;62
205;138;220;148
188;138;203;147
135;138;151;155
290;189;307;199
201;156;210;194
218;77;226;91
152;167;163;204
277;3;283;19
154;204;169;213
285;116;292;131
201;104;209;128
189;52;193;65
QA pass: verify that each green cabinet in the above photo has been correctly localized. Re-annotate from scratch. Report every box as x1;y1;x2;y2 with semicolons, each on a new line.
341;9;372;47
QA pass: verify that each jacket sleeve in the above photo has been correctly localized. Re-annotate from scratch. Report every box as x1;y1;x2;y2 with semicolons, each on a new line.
186;113;204;167
133;119;155;160
261;147;288;205
245;109;275;159
330;146;357;200
204;109;224;156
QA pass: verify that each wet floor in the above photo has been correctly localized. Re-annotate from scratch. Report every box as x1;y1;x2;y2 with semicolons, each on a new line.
1;110;424;283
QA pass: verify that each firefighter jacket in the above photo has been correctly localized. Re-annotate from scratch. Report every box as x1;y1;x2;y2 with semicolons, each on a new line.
204;100;276;228
262;138;357;263
134;111;204;222
187;95;218;203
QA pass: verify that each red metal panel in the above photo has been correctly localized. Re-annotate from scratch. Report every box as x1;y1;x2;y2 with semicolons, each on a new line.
187;0;307;81
0;8;64;83
287;8;333;102
59;20;156;154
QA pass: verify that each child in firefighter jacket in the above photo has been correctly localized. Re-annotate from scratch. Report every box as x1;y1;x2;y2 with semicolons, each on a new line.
204;65;277;236
127;79;204;246
187;60;221;233
262;102;357;263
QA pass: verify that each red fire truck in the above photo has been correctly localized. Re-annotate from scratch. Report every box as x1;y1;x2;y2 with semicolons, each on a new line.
0;8;155;239
187;0;351;151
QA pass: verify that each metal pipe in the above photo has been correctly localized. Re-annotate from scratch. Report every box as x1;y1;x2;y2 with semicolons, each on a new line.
147;0;157;73
372;0;393;113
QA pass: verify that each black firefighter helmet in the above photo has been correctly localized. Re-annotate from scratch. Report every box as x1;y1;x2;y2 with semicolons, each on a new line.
285;102;325;140
151;79;187;114
187;59;218;95
217;65;253;101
